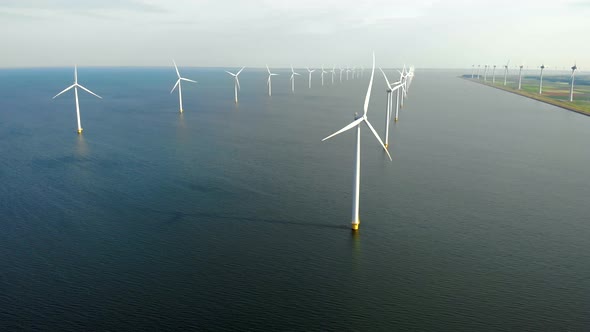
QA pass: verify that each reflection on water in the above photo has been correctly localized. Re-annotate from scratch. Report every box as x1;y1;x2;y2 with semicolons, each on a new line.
75;134;88;157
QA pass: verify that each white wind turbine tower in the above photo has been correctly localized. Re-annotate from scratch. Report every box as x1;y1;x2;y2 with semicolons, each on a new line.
471;65;475;79
321;65;328;86
398;66;407;108
290;65;301;93
539;64;545;94
503;60;510;86
570;63;577;102
339;67;344;83
492;65;497;84
322;53;391;231
483;65;488;81
330;65;336;84
306;67;315;88
225;66;245;104
477;65;481;79
53;66;102;134
380;68;405;148
266;65;279;96
170;60;197;113
346;67;351;80
517;64;524;90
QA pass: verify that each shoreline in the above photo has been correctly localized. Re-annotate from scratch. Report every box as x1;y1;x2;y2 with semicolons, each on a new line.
459;77;590;117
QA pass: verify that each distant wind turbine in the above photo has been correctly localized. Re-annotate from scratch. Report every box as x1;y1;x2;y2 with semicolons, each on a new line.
380;68;405;148
170;60;197;113
503;60;510;86
339;67;344;83
492;65;497;84
518;64;524;90
321;65;328;86
477;65;481;79
266;65;279;96
306;67;315;88
330;65;336;84
539;64;545;94
570;63;577;102
52;65;102;134
471;65;475;79
322;52;391;231
484;65;488;81
290;65;301;93
225;66;245;103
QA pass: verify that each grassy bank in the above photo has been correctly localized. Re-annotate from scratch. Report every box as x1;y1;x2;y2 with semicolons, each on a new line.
460;75;590;116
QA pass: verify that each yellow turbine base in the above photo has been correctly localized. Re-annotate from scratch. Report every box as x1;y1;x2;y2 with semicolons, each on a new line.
180;109;184;113
351;223;359;231
384;143;388;148
394;118;398;122
77;128;83;134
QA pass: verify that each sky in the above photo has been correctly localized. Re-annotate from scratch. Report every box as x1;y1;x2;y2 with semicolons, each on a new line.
0;0;589;69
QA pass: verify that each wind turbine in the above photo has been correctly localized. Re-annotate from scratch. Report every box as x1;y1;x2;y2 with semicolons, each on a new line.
321;65;328;86
477;65;481;79
330;65;336;84
484;65;488;81
518;64;524;90
346;66;351;80
471;65;475;79
492;65;497;84
170;60;197;113
539;64;545;94
398;66;407;108
225;66;245;103
53;66;102;134
322;53;391;231
290;65;301;93
503;60;510;86
306;67;315;88
380;68;405;148
266;65;279;96
570;63;577;102
339;67;344;83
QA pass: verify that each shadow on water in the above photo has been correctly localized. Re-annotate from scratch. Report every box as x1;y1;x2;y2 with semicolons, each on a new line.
144;207;348;231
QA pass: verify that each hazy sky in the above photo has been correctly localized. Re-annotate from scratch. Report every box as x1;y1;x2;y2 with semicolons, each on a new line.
1;0;588;68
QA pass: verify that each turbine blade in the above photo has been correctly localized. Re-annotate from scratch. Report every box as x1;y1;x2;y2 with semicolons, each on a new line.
364;118;392;161
77;84;102;99
225;71;236;76
237;66;245;75
74;65;78;83
181;78;197;83
52;84;75;99
379;67;392;89
236;76;241;90
266;65;271;74
173;60;180;78
322;117;364;141
170;79;180;93
363;52;376;116
390;84;403;92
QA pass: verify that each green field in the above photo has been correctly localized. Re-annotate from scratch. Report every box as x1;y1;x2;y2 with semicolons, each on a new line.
462;73;590;116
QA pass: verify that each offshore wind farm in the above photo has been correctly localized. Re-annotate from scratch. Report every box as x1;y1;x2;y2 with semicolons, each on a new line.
1;0;590;330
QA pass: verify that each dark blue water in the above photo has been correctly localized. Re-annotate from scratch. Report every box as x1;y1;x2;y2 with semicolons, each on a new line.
1;67;589;330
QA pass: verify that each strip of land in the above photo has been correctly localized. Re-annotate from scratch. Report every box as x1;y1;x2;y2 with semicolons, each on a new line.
460;77;590;117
